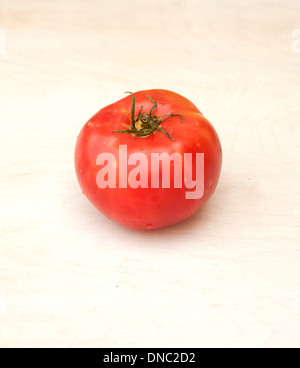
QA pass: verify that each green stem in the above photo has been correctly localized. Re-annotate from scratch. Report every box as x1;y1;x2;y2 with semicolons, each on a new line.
156;127;175;141
125;91;136;128
113;92;183;141
147;95;157;122
159;113;183;123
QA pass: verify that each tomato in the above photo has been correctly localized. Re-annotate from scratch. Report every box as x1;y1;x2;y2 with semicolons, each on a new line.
75;89;222;230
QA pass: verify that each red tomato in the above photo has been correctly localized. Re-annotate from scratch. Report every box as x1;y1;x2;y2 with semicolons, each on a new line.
75;89;222;230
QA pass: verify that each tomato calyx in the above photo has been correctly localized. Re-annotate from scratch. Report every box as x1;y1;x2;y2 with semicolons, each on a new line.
113;92;183;141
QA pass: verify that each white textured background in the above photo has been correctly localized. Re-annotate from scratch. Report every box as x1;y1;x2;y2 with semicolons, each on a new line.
0;0;299;347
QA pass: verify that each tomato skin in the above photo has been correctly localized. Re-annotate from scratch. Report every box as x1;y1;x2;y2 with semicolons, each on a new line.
75;89;222;230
